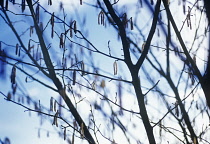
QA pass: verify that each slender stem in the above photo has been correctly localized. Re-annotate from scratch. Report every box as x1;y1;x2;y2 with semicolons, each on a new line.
103;0;133;68
162;0;202;82
135;0;161;72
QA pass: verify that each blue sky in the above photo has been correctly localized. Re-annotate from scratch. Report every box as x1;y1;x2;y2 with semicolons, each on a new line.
0;0;210;144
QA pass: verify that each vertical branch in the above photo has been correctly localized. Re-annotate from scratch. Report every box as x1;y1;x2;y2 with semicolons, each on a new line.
162;1;199;143
163;0;210;110
166;75;198;144
135;0;161;72
166;8;171;76
203;0;210;22
103;0;160;143
162;0;210;110
26;0;56;80
25;1;96;143
132;72;156;144
162;0;202;82
103;0;133;68
203;0;210;108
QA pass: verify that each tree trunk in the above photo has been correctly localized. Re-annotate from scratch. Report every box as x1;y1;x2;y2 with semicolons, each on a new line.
202;0;210;108
132;71;156;144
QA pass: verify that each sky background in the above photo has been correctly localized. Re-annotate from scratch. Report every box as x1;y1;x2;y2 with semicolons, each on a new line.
0;0;209;144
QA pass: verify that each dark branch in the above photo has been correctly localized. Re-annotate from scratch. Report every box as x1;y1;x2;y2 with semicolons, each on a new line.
135;0;161;72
